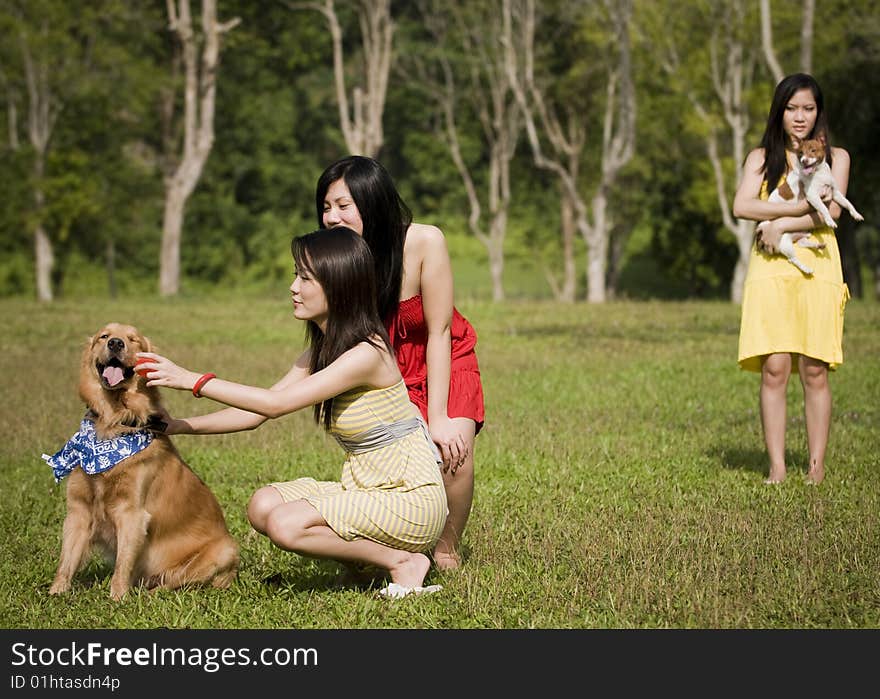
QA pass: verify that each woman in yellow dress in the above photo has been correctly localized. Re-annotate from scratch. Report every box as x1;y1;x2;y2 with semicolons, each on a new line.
733;73;853;485
138;227;447;598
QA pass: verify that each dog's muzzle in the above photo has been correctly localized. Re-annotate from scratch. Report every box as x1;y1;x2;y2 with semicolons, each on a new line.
96;338;135;389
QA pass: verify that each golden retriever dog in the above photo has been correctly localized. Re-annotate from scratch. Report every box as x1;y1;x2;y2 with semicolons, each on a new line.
47;323;239;600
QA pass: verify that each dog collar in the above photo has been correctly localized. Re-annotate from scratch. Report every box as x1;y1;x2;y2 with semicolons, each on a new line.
42;415;154;483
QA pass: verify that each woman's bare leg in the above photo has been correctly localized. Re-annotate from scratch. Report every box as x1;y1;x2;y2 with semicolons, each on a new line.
761;353;792;483
433;417;476;571
247;486;284;534
798;354;831;484
265;500;431;588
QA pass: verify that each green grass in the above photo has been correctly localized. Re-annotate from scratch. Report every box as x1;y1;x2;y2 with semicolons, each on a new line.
1;296;878;629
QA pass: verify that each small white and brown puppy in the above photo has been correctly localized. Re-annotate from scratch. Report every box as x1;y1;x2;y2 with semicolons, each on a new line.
45;323;239;600
760;136;863;275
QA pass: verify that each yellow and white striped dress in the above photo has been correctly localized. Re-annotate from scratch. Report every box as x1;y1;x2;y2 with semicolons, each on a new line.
270;380;447;553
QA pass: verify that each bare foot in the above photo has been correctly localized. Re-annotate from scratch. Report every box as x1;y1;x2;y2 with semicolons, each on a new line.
806;459;825;485
432;551;461;571
764;467;786;485
387;552;431;589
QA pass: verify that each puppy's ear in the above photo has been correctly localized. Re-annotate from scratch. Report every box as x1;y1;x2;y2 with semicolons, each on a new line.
790;136;801;151
143;336;155;353
818;133;827;146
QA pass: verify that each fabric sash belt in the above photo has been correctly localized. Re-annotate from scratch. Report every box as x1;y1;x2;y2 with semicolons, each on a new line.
332;416;442;464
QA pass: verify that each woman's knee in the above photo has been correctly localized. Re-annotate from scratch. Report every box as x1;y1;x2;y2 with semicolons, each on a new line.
761;354;791;388
264;503;310;551
247;486;282;533
799;360;829;391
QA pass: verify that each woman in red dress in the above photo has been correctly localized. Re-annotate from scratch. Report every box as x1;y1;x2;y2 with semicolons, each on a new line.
316;156;485;570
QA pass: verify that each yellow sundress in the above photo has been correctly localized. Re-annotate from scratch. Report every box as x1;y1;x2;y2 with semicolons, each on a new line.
738;178;850;372
270;380;447;553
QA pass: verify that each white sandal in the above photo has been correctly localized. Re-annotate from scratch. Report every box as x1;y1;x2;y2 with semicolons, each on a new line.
377;582;443;599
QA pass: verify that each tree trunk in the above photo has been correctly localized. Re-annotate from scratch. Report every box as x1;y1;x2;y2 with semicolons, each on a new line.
424;0;519;303
159;0;238;296
160;185;186;296
504;0;632;304
676;2;754;303
31;151;53;303
34;222;53;302
488;218;506;302
289;0;392;157
762;0;814;80
558;193;576;302
21;27;59;301
800;0;814;74
586;190;609;303
760;0;784;84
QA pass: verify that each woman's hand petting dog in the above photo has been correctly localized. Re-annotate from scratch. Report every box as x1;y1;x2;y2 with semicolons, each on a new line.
136;352;200;393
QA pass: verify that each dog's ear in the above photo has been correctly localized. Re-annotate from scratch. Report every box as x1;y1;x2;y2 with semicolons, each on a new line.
143;336;155;353
790;136;801;152
817;133;827;147
80;333;95;362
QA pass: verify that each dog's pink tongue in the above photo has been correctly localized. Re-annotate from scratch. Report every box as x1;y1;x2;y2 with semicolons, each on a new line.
102;366;125;386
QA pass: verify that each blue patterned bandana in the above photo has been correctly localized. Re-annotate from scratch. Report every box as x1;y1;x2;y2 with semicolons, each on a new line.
42;417;154;483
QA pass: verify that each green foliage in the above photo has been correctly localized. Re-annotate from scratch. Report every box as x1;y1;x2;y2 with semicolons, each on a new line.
1;297;878;628
0;0;877;300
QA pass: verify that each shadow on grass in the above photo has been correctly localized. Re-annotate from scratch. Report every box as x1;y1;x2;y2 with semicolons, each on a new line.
52;559;115;593
260;563;388;594
257;551;458;594
708;443;809;478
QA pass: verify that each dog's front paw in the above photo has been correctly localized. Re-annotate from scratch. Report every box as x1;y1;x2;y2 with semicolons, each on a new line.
109;579;130;601
49;580;70;595
852;211;864;222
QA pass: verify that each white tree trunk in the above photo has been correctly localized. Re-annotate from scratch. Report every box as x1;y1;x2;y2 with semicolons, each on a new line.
586;191;609;303
578;2;636;304
760;0;784;84
159;186;186;297
557;194;577;302
159;0;238;296
658;0;754;303
21;28;58;301
289;0;392;157
426;0;519;302
34;221;53;302
488;211;507;302
761;0;814;80
504;0;633;304
800;0;814;74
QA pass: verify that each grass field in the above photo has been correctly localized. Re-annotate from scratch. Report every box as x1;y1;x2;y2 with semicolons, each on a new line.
1;295;878;629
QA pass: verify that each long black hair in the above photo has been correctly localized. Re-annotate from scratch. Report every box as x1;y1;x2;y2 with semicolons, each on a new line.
760;73;831;195
291;226;393;429
315;156;412;322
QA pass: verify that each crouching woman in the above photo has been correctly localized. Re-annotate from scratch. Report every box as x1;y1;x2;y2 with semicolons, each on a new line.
138;227;447;597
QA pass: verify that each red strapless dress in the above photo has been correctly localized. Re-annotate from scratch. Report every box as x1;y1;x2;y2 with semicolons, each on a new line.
385;295;485;433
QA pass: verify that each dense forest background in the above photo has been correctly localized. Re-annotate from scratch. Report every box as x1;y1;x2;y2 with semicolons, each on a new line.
1;0;877;303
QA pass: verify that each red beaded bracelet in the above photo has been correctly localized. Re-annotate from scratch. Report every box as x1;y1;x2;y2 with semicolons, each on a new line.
192;373;216;398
